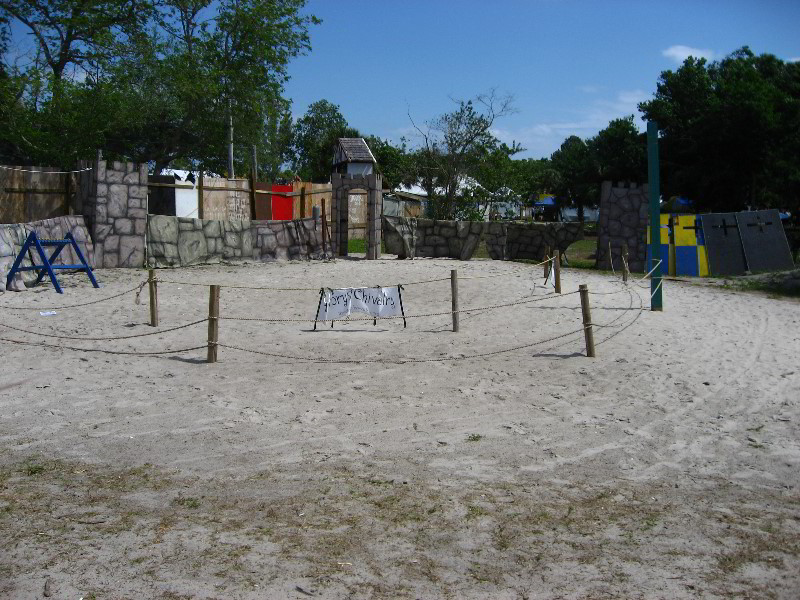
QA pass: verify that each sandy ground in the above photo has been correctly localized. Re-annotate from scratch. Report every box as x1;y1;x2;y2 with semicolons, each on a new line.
0;256;798;600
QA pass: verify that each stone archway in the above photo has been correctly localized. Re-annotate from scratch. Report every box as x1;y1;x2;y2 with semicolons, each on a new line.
330;172;382;259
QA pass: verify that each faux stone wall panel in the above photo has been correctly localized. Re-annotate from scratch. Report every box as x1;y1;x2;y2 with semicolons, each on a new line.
596;181;649;272
146;215;325;267
81;160;148;268
383;216;583;262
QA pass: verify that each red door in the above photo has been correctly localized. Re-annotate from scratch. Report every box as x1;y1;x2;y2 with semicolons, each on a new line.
271;184;293;220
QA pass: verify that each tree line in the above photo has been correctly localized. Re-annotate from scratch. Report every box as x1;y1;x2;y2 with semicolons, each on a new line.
1;1;797;221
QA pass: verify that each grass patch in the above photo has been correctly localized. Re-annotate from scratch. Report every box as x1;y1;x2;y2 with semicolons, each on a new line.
173;496;201;509
564;237;597;269
347;238;387;254
22;463;45;476
722;277;800;298
466;505;489;520
466;433;483;442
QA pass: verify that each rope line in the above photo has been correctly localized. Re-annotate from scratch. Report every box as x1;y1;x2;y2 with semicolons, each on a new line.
217;326;587;365
650;279;663;299
588;284;630;296
0;336;206;356
219;290;579;323
0;282;146;311
0;164;93;174
155;279;320;291
596;286;646;346
640;259;663;281
152;259;552;292
0;318;207;341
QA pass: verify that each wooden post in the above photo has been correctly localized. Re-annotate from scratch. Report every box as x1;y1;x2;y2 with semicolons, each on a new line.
451;269;459;333
148;269;158;327
249;166;257;221
554;250;561;293
64;171;72;215
579;284;595;358
622;243;629;283
321;193;329;255
207;285;220;363
198;170;204;220
300;186;307;219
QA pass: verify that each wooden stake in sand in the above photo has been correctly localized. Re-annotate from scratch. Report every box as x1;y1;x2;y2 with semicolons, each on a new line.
622;243;629;283
207;285;220;363
451;269;459;333
321;196;329;256
148;269;158;327
554;251;561;294
579;284;595;358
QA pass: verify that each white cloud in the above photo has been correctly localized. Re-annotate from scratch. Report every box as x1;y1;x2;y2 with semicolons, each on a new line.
662;45;715;64
788;57;800;63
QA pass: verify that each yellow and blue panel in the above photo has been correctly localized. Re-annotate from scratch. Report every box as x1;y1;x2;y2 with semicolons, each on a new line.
672;215;709;276
647;214;674;275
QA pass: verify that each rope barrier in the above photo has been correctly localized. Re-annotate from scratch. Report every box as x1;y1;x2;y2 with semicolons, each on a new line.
218;290;578;324
650;279;663;299
217;325;587;365
596;286;646;346
0;336;206;356
588;284;631;296
155;279;321;291
0;258;649;362
0;164;93;174
152;259;552;292
0;317;207;341
0;281;147;311
640;259;663;281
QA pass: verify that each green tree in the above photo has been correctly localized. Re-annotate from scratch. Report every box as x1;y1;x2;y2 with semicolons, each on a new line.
292;99;359;181
639;47;800;213
364;135;415;190
411;90;515;219
0;0;149;81
473;142;525;219
0;0;319;172
549;135;597;222
588;115;646;184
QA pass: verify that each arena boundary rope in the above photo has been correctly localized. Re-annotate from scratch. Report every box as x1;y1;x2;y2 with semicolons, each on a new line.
0;261;647;362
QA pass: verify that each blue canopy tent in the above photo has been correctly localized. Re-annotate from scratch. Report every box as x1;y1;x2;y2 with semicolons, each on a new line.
532;196;559;221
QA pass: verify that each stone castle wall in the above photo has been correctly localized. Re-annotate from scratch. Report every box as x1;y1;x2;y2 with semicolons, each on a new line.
83;160;148;268
146;215;325;268
383;216;583;262
595;181;649;272
490;222;584;261
0;215;94;291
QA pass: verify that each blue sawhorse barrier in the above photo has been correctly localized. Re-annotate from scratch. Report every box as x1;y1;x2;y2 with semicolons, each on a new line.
5;231;99;294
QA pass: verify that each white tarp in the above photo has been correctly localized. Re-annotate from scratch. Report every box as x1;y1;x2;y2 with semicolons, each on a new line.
316;287;403;321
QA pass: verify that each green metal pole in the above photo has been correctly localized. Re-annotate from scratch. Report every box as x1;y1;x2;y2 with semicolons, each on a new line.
647;121;663;311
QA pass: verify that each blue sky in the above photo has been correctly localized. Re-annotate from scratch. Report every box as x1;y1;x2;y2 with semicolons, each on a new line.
285;0;800;159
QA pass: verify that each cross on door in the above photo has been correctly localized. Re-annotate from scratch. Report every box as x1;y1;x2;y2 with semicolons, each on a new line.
746;215;773;232
682;220;703;233
713;218;738;236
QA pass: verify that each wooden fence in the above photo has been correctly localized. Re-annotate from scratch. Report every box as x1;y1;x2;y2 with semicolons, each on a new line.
0;166;77;224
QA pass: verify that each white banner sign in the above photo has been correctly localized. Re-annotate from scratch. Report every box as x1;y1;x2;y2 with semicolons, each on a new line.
316;287;404;321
